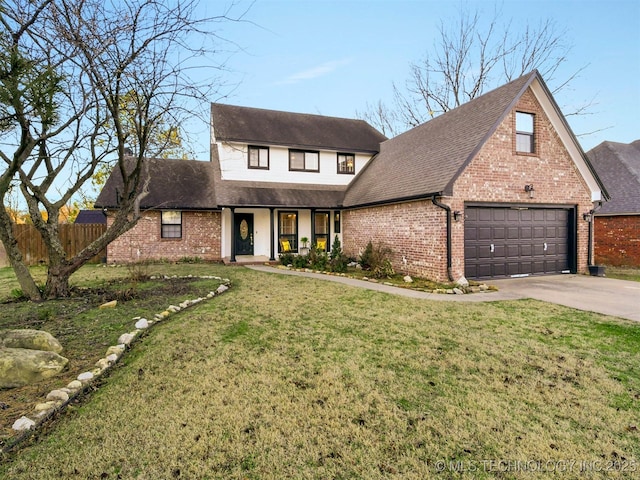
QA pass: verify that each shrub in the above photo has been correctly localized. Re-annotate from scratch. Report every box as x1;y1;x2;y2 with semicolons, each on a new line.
279;252;295;266
292;254;309;269
329;235;348;273
308;247;328;271
358;240;395;278
126;260;150;282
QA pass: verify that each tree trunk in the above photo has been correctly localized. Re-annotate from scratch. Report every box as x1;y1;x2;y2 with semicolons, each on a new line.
44;265;71;299
0;215;43;301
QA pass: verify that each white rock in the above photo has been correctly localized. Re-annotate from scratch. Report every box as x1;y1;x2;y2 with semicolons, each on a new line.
135;318;149;329
106;345;125;357
216;284;229;294
77;371;94;382
95;358;111;370
67;380;82;390
118;333;134;345
12;416;35;431
403;275;413;283
106;354;118;363
453;287;465;295
456;276;469;288
34;401;57;412
46;389;69;403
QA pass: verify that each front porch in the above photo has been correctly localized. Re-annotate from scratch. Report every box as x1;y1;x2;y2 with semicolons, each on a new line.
222;255;276;266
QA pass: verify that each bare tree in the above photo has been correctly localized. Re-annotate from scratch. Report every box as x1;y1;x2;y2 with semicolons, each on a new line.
0;0;246;300
360;7;587;136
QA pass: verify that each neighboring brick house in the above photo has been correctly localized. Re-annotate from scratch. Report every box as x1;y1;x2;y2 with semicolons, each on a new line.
96;70;608;282
586;141;640;266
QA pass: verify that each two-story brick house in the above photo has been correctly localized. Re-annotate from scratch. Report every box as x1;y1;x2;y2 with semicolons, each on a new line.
96;70;608;282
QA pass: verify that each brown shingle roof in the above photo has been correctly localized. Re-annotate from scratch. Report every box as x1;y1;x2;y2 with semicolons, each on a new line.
211;103;386;154
95;157;218;210
587;140;640;214
343;71;539;208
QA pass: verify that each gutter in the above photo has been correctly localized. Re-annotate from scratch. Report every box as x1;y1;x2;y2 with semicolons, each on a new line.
431;195;454;282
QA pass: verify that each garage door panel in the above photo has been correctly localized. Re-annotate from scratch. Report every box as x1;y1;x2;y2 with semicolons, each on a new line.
465;206;572;279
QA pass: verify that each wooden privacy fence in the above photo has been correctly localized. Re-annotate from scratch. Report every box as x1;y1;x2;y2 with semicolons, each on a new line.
0;224;107;267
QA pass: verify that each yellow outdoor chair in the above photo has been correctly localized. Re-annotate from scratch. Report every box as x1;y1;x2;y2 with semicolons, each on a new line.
280;239;291;252
316;238;327;251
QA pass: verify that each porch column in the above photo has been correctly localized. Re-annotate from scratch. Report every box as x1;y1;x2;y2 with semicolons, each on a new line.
230;207;236;263
269;208;275;261
310;208;316;247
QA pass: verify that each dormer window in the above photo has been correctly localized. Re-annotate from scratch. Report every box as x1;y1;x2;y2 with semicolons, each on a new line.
516;112;535;153
248;146;269;169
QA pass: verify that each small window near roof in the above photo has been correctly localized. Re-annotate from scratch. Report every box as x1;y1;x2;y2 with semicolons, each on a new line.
289;150;320;172
337;153;355;174
161;211;182;238
248;146;269;169
516;111;535;153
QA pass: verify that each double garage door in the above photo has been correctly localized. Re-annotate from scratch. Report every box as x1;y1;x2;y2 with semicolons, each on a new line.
464;206;574;279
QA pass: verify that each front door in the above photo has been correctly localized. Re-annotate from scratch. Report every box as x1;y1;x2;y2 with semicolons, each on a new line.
235;213;254;256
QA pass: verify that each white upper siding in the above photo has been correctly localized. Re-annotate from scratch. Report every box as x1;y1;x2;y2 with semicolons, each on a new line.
216;141;373;185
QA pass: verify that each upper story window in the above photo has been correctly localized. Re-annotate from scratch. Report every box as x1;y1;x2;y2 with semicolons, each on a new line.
516;111;535;153
248;145;269;169
289;149;319;172
161;210;182;239
337;153;355;174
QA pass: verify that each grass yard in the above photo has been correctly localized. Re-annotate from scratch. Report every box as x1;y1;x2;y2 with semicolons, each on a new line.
605;266;640;283
0;264;639;478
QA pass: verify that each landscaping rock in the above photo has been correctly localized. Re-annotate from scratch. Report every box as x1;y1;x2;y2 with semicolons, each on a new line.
77;371;94;382
106;345;125;357
99;300;118;309
46;389;69;403
67;380;82;390
34;401;58;412
0;329;63;354
12;416;35;431
0;348;69;389
456;276;469;288
117;333;134;345
403;275;413;283
135;318;149;329
216;284;229;294
453;288;465;295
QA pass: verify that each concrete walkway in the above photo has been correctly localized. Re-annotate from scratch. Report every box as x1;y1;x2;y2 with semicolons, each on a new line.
247;265;640;322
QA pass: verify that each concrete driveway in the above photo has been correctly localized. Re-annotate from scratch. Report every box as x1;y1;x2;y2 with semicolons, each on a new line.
488;274;640;322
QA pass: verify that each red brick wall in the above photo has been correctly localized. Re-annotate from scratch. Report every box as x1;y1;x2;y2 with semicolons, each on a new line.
106;210;222;263
594;215;640;266
343;201;448;281
344;88;595;282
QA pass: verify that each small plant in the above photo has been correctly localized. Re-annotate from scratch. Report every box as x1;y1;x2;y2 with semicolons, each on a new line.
292;254;309;269
279;252;295;266
358;240;395;278
308;247;328;271
179;256;203;264
126;260;150;282
329;235;348;273
300;237;309;249
10;288;26;301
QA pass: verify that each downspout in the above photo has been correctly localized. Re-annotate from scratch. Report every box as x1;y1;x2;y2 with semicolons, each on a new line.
431;195;454;282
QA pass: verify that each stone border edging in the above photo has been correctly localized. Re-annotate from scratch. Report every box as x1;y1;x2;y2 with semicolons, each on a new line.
3;274;231;454
273;265;491;294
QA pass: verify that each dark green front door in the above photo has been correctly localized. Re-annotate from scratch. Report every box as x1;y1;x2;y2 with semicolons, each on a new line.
235;213;254;256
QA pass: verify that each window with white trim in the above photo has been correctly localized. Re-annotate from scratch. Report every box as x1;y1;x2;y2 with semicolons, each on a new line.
516;111;535;153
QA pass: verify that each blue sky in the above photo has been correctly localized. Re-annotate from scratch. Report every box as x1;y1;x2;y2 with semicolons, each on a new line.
194;0;640;157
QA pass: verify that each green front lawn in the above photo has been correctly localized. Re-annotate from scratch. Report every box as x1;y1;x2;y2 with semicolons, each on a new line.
0;264;638;479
